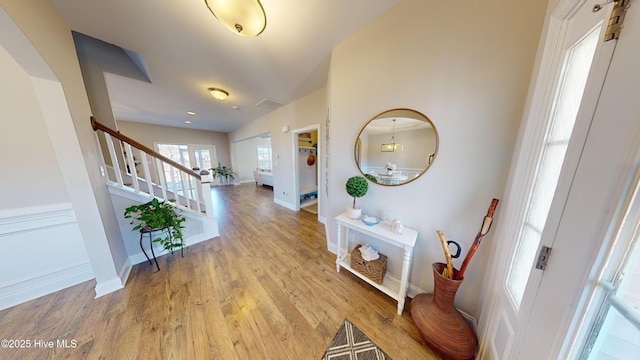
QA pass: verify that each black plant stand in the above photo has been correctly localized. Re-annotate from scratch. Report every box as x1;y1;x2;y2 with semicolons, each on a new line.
139;227;163;271
139;226;185;271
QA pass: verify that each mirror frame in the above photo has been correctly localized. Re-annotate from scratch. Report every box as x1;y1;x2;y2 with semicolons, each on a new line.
354;108;439;186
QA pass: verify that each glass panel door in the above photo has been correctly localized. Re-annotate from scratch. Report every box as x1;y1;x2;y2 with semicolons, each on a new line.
506;27;600;307
577;181;640;359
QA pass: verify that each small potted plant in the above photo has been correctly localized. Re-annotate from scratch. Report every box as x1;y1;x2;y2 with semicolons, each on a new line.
384;162;396;174
209;162;237;186
345;175;368;219
124;198;186;252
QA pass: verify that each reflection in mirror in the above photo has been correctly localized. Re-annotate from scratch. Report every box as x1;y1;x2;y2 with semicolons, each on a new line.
355;108;438;186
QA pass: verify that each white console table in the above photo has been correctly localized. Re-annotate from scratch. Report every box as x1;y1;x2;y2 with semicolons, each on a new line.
335;212;418;315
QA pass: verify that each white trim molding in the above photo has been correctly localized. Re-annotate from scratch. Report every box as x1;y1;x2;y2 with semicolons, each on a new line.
0;203;76;235
0;203;95;310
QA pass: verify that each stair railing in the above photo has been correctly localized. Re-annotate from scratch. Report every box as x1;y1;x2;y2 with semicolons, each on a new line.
90;117;214;218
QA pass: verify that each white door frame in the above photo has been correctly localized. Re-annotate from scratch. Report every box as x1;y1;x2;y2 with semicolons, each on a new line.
291;124;321;218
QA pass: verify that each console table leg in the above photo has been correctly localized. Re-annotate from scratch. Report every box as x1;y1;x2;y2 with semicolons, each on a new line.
336;225;342;272
397;246;414;315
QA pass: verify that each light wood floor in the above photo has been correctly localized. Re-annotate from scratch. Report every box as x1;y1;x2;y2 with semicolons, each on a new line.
0;184;440;359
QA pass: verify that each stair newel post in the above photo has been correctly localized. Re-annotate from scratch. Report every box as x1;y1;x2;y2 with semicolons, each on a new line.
199;170;214;218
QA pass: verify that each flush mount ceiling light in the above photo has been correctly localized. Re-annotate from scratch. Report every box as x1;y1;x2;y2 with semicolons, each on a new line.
208;87;229;101
204;0;266;37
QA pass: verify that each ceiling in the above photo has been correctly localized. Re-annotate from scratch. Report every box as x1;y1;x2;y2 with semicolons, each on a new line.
48;0;399;133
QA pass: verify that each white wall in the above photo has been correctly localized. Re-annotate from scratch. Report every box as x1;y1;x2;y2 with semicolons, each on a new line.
327;0;547;317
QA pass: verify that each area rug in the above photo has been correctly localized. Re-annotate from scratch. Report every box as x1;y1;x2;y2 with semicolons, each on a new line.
321;319;392;359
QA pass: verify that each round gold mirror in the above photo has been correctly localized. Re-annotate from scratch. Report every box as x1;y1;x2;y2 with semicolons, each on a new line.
355;108;438;186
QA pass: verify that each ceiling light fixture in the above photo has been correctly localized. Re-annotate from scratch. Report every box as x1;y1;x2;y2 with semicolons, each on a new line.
187;111;196;116
381;119;403;152
204;0;266;37
208;87;229;101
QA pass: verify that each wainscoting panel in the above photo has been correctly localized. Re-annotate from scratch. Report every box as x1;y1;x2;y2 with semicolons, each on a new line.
0;203;94;310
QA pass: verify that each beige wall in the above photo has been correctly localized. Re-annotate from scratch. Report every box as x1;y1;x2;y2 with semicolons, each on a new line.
327;0;547;317
0;44;69;208
117;120;231;168
230;87;327;211
0;0;126;295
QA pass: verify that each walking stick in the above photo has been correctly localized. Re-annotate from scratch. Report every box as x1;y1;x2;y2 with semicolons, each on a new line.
455;198;499;280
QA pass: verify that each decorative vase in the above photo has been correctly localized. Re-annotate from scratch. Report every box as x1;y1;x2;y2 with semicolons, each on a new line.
348;207;362;219
410;263;477;360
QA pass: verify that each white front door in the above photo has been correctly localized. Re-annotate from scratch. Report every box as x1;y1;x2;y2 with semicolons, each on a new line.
478;0;621;358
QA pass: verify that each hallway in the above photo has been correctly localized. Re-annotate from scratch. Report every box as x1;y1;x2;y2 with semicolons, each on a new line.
0;183;438;359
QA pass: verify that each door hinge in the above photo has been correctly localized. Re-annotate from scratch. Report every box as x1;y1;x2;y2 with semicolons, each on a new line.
605;0;631;41
535;246;552;270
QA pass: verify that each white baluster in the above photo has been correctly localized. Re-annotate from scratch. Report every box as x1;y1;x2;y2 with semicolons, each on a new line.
156;158;168;201
180;171;191;209
124;143;139;193
169;166;179;205
105;134;123;187
139;150;154;197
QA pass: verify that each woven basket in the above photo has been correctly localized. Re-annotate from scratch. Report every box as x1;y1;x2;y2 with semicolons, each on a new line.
350;244;387;284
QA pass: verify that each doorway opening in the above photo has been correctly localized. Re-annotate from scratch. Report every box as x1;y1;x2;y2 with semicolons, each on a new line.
292;125;321;219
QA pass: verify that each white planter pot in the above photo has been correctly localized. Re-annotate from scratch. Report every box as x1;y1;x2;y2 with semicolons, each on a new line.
348;207;362;219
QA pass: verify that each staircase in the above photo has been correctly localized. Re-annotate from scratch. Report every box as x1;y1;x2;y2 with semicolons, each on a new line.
91;117;219;264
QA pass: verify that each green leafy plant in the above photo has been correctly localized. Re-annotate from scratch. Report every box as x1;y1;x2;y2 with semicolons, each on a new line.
209;162;237;185
124;198;186;252
345;176;369;209
364;174;378;183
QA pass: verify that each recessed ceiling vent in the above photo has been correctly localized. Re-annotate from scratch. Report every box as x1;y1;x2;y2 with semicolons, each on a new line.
256;98;284;110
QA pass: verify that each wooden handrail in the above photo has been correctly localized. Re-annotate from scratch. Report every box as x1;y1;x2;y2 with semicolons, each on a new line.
91;116;201;180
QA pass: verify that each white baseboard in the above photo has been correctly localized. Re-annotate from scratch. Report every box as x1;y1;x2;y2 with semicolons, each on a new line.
274;198;296;211
0;262;94;311
118;258;133;286
94;277;124;298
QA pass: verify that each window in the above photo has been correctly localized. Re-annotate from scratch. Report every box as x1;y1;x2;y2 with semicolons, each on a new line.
257;145;272;170
155;143;217;197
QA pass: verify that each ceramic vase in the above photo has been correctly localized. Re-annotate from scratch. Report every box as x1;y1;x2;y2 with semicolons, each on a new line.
348;207;362;219
410;262;477;360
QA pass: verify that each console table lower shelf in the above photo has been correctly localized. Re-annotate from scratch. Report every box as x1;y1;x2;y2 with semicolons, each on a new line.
338;253;402;301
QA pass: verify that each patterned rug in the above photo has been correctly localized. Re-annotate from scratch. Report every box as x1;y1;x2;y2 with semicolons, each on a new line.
321;319;392;360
